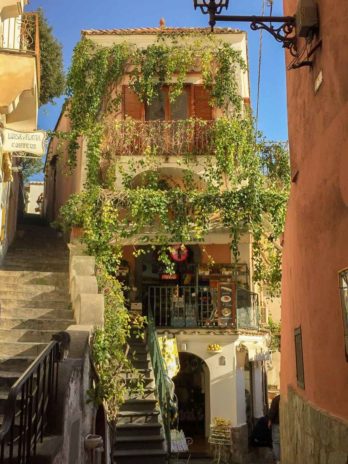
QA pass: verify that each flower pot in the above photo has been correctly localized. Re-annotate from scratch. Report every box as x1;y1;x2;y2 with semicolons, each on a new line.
84;434;103;450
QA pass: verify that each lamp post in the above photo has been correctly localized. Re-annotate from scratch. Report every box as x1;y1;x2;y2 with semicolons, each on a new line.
193;0;319;58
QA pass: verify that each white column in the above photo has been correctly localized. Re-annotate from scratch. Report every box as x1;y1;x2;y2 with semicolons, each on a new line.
252;361;264;418
235;366;247;426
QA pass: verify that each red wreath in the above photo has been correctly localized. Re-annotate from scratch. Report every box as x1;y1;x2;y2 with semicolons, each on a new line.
170;244;189;262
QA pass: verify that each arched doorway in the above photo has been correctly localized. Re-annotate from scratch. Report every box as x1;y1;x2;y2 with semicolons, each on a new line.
172;352;210;444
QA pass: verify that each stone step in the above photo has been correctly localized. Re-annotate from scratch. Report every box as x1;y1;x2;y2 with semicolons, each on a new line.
0;290;70;301
112;448;167;464
0;387;14;414
1;264;68;273
128;342;148;354
0;307;73;320
4;255;68;262
0;329;61;343
0;356;36;373
0;318;74;331
0;270;67;279
116;410;160;425
0;342;47;358
5;248;68;255
122;368;152;379
115;422;162;438
0;298;70;310
127;387;156;400
128;351;149;362
120;399;158;413
0;413;21;428
130;359;151;370
115;434;165;451
0;273;68;288
0;284;69;293
3;255;68;262
0;370;22;389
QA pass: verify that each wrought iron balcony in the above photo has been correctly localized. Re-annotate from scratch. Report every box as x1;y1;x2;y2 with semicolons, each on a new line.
146;285;259;330
103;119;215;157
0;13;39;54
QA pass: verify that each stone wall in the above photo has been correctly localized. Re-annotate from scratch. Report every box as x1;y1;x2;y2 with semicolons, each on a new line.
281;388;348;464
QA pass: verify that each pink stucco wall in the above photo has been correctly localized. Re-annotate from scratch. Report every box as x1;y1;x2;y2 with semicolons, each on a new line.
44;113;85;223
281;0;348;419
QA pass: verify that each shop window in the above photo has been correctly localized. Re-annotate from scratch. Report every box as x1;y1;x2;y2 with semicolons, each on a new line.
294;326;305;389
339;269;348;358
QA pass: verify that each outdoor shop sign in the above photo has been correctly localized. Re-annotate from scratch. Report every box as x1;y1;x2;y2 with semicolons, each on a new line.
1;128;47;156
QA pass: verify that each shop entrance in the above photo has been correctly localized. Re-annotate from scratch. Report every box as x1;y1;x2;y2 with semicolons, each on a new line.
172;352;210;445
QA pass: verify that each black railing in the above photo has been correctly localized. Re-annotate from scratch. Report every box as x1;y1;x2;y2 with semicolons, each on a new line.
147;285;259;330
0;341;61;464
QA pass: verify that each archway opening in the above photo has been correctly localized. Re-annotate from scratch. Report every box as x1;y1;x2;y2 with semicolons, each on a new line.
172;352;210;452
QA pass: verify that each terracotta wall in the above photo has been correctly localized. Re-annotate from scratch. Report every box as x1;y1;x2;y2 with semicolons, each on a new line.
281;0;348;419
6;171;19;247
44;113;85;223
200;244;231;264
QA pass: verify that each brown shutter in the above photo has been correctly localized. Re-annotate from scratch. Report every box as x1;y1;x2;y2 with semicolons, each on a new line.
193;85;213;120
123;86;144;120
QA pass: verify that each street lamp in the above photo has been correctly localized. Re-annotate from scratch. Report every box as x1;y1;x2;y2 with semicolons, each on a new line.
193;0;319;58
194;0;229;15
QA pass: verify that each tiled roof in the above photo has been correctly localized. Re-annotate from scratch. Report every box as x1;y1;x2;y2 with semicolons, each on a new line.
82;27;242;36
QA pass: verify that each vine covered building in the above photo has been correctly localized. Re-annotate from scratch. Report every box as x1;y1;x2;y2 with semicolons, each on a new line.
45;24;283;461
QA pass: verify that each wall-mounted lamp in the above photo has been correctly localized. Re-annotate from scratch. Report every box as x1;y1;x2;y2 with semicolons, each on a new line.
193;0;319;58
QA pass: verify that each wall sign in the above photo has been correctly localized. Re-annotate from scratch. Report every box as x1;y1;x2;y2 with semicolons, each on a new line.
218;283;236;326
1;128;47;156
170;244;189;262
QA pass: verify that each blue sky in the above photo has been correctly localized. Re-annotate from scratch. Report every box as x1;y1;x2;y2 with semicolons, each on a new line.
28;0;289;177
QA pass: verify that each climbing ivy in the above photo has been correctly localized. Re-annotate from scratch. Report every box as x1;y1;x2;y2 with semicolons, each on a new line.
57;31;290;417
63;33;247;167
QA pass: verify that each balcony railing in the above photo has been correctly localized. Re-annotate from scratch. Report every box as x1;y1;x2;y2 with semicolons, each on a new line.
103;119;215;157
147;285;259;330
0;13;39;54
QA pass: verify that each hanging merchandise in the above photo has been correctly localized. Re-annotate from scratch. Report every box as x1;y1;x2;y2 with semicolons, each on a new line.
2;153;13;182
158;336;180;379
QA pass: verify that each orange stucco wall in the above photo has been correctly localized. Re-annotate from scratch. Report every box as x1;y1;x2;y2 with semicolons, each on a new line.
200;244;231;264
44;113;85;223
281;0;348;419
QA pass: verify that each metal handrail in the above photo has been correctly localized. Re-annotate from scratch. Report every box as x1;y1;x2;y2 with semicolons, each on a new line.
0;341;61;463
147;312;172;456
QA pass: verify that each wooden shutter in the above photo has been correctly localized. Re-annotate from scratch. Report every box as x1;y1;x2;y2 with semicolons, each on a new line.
123;86;144;120
193;86;213;120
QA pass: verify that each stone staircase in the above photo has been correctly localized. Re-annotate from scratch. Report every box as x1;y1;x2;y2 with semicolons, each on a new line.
113;334;167;464
0;219;74;428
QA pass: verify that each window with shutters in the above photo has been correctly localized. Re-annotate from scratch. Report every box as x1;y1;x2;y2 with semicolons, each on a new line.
123;86;144;120
123;85;212;121
145;89;166;121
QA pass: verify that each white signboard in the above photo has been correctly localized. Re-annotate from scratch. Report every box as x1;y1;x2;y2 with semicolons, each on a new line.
1;128;47;156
